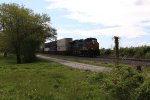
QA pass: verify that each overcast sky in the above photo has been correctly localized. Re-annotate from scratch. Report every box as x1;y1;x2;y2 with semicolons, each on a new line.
1;0;150;48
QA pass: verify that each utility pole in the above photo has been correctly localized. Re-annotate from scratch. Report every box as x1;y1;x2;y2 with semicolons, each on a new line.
114;36;119;66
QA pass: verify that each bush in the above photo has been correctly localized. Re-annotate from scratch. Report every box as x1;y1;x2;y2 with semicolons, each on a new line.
88;72;106;84
135;80;150;100
103;66;150;100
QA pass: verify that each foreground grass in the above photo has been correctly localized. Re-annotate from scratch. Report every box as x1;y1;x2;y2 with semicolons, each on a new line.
0;54;109;100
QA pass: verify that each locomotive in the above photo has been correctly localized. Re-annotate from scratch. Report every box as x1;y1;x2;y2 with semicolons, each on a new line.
43;38;99;57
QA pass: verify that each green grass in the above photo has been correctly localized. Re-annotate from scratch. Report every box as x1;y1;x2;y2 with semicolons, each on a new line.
0;54;110;100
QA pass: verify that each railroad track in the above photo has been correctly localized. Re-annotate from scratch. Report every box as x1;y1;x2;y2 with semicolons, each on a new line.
97;56;150;62
41;54;150;67
80;56;150;67
89;56;150;67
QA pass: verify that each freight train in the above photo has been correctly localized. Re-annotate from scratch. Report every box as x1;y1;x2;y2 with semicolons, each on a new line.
42;38;99;57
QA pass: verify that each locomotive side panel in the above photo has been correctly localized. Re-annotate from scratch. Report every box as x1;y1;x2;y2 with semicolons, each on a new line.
70;40;84;56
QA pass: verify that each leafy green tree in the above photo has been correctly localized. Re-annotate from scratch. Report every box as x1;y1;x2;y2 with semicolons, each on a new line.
134;47;144;58
0;3;56;63
145;52;150;59
119;46;150;58
105;49;112;56
0;32;8;56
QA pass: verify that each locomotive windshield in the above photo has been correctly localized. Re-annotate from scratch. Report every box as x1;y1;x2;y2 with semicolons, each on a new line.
85;38;97;42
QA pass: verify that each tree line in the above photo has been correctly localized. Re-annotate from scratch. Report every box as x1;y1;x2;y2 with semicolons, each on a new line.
100;46;150;59
0;3;57;63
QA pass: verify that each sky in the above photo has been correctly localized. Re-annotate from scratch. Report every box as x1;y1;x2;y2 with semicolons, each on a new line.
1;0;150;48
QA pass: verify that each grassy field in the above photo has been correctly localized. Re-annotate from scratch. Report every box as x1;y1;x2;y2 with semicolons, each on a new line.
0;54;110;100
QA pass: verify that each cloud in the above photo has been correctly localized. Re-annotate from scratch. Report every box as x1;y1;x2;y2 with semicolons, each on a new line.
57;25;146;38
135;0;150;5
140;20;150;27
46;0;150;38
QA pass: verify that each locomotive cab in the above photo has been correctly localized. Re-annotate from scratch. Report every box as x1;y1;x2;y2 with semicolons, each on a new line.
84;38;99;57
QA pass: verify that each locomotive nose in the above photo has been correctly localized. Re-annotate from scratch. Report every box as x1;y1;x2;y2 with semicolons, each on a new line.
92;41;95;44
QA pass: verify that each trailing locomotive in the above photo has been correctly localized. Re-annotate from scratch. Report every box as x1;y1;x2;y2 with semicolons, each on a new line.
43;38;99;57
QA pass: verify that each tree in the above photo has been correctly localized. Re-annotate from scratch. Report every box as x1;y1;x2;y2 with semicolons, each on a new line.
0;3;56;63
0;31;11;57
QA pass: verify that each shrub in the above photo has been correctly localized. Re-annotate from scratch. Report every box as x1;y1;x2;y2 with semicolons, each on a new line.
102;66;150;100
135;80;150;100
88;72;106;84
